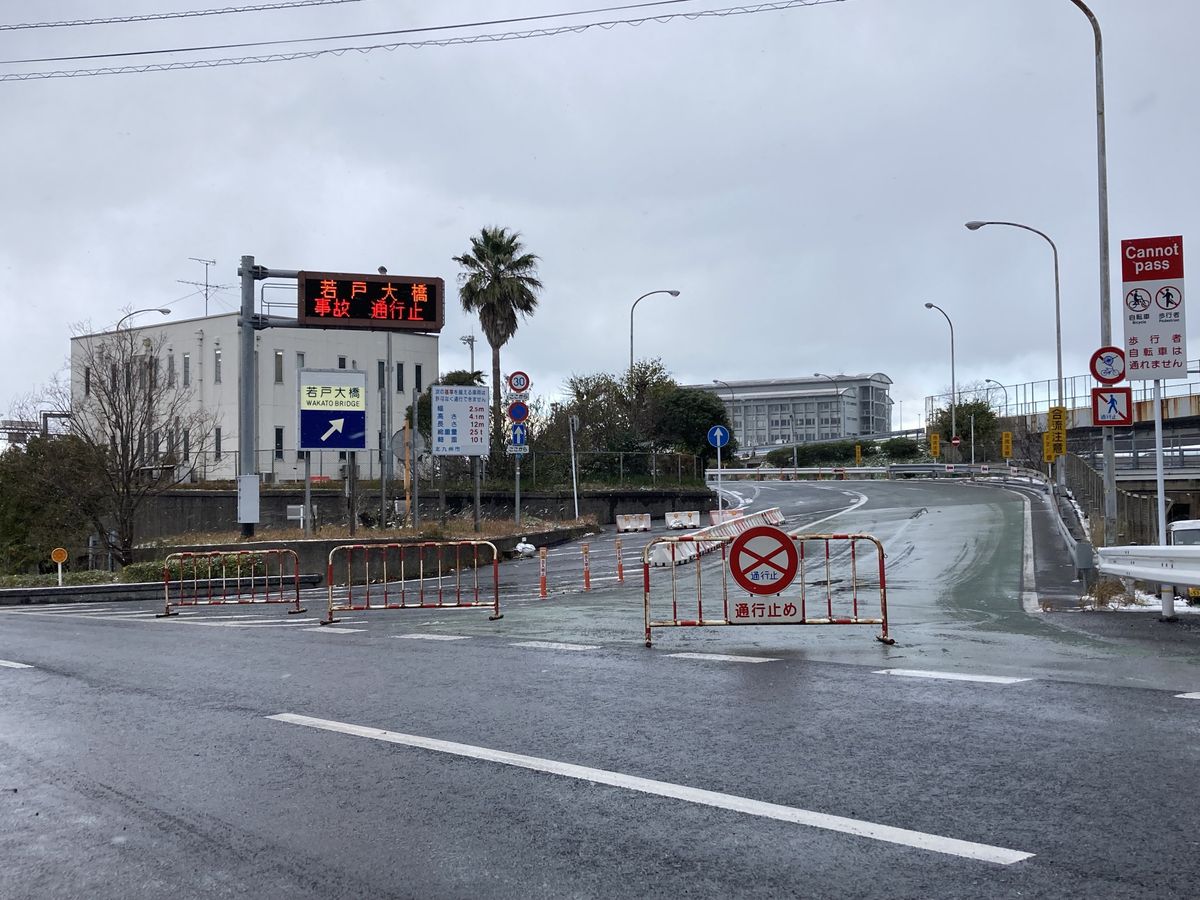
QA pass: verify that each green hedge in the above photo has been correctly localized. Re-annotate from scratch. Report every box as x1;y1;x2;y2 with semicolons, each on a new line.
123;553;271;584
0;571;117;588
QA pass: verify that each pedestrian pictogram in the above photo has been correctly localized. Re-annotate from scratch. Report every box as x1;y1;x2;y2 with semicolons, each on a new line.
1126;288;1151;311
1157;285;1182;309
1091;387;1133;427
729;525;799;596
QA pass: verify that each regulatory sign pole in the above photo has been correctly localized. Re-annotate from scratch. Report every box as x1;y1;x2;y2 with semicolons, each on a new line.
412;387;420;529
568;416;580;520
515;452;522;526
1153;378;1174;618
304;453;312;537
717;441;723;513
238;255;258;538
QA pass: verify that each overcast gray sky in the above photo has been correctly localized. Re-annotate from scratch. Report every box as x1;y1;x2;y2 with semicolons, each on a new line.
3;0;1197;432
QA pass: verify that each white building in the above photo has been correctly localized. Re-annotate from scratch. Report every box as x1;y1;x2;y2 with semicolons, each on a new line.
695;373;894;449
70;311;439;482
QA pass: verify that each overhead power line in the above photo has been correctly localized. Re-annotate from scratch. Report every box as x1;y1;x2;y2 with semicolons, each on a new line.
0;0;843;82
0;0;364;32
1;0;698;64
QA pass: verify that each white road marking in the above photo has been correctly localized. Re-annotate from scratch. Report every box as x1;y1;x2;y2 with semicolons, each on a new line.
1176;692;1200;700
303;626;365;634
396;634;471;641
511;640;599;652
796;489;869;531
176;619;319;628
874;669;1032;685
667;653;779;664
0;659;34;669
267;712;1034;866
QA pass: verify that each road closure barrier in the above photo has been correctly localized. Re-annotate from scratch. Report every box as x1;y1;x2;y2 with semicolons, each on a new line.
709;508;745;525
665;510;701;529
616;514;652;533
648;507;786;567
323;541;501;625
642;531;893;647
159;549;305;617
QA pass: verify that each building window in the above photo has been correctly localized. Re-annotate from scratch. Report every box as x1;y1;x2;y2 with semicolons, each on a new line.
84;366;91;396
338;356;347;369
274;427;284;460
182;429;190;462
167;353;175;387
274;350;284;384
395;362;404;393
415;363;423;393
377;360;386;390
214;348;222;384
182;353;191;387
214;427;222;461
296;351;305;369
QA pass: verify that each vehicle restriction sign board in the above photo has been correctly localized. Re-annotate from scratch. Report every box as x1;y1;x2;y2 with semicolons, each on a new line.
1121;235;1186;380
729;525;799;598
1091;386;1133;427
298;368;367;452
1089;346;1126;384
432;385;489;457
507;371;531;393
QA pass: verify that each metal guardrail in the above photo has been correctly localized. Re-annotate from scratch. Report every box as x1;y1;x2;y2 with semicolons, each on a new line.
1095;545;1200;587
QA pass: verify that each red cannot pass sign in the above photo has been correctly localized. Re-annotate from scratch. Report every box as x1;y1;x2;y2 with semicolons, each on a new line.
1122;236;1184;282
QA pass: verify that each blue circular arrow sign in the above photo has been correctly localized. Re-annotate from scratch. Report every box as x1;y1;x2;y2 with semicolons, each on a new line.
708;424;730;448
508;401;530;424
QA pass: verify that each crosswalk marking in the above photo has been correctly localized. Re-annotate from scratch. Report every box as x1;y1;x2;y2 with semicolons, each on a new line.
874;669;1032;685
303;626;365;634
396;634;471;642
511;640;598;652
667;652;779;664
0;659;34;669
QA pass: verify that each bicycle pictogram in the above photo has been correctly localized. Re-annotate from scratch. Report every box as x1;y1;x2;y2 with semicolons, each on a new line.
1125;288;1151;312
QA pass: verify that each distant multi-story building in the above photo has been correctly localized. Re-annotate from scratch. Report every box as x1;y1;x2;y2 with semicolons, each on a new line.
694;373;893;449
70;311;440;482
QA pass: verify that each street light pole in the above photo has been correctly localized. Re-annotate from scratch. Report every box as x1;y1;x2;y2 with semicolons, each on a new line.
1067;0;1117;544
966;219;1065;486
923;303;956;459
628;289;681;378
813;372;843;438
712;378;736;439
984;378;1009;415
114;307;171;332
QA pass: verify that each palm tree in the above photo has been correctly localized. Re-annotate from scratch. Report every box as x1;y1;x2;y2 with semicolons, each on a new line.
453;226;543;457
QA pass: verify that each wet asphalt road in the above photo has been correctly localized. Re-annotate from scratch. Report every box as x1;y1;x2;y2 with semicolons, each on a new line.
3;478;1199;898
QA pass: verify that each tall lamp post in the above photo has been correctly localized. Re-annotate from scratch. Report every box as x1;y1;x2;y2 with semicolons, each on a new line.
628;289;681;378
966;219;1065;486
712;378;736;442
984;378;1009;415
813;372;843;438
114;307;171;331
923;303;956;459
1066;0;1116;544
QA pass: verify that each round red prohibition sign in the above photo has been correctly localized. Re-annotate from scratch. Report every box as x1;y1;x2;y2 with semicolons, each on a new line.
729;525;799;596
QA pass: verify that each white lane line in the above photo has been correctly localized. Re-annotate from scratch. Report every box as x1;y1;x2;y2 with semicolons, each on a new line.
1176;692;1200;700
395;634;471;642
0;659;34;669
511;640;599;652
667;652;779;664
797;489;869;531
267;713;1033;866
874;669;1032;685
303;626;365;634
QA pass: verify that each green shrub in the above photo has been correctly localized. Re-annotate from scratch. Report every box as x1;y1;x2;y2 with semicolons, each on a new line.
120;553;270;584
0;571;117;588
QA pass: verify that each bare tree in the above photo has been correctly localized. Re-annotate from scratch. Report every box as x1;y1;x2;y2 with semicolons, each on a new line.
31;322;219;565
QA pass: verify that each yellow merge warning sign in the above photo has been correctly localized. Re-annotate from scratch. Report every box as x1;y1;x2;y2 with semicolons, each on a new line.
300;385;365;410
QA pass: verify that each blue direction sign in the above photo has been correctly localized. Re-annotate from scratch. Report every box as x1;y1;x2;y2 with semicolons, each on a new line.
708;424;730;449
298;369;368;451
511;423;528;446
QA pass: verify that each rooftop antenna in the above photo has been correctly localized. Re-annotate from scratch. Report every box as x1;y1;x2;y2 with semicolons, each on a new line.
178;256;218;315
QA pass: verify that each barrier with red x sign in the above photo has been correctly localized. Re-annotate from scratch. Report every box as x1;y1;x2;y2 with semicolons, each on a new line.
641;531;894;647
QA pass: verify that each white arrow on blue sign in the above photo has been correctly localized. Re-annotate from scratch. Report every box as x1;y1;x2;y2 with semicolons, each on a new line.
511;423;527;446
708;425;730;448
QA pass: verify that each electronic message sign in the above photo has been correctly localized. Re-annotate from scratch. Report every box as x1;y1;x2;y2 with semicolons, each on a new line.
297;271;444;332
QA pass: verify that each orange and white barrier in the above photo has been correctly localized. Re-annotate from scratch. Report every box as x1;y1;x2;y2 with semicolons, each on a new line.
539;547;548;599
643;531;893;647
648;507;786;567
323;541;501;624
159;549;305;617
582;543;592;592
665;510;702;529
709;508;746;526
616;514;652;533
615;538;625;583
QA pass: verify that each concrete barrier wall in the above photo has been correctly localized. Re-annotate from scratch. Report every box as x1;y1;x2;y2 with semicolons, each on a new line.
647;507;786;567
